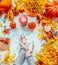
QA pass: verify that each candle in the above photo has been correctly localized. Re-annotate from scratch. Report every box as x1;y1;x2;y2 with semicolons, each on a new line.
19;15;28;26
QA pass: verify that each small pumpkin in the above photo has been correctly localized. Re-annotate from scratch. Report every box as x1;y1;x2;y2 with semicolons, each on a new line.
10;21;16;29
0;0;12;12
45;0;58;17
28;22;36;29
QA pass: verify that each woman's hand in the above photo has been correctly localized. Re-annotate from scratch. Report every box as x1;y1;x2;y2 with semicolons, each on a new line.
26;42;34;55
19;34;28;50
19;34;34;53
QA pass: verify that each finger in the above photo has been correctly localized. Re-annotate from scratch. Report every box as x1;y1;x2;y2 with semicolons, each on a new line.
26;43;29;47
22;34;26;41
29;42;34;54
21;34;26;44
19;35;24;46
32;42;34;50
19;35;26;48
19;35;22;42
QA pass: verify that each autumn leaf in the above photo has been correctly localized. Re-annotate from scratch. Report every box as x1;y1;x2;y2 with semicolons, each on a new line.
55;40;58;45
37;34;43;39
38;28;44;33
42;19;51;24
46;36;55;43
2;51;16;65
53;36;58;40
0;22;2;27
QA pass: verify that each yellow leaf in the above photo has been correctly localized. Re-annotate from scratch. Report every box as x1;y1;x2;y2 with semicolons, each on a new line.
42;19;51;24
55;40;58;45
2;51;10;63
2;30;5;35
37;34;43;39
2;51;16;65
38;28;43;32
50;19;57;30
46;37;55;43
49;39;55;43
53;36;58;40
9;54;16;62
0;22;2;27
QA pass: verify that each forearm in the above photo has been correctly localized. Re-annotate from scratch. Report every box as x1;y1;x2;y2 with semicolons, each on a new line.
15;48;26;65
26;54;36;65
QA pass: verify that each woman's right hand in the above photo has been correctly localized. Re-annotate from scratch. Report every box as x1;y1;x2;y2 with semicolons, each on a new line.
19;34;28;50
26;41;34;55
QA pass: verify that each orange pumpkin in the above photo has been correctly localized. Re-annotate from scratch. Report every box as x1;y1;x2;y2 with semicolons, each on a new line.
45;0;58;17
0;0;12;12
10;21;16;29
28;22;36;29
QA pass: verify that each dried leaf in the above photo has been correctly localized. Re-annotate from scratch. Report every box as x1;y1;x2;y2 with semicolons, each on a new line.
0;22;2;27
53;36;58;40
42;18;52;24
38;28;44;33
2;51;16;65
55;40;58;45
2;28;10;35
35;42;58;65
37;34;43;39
